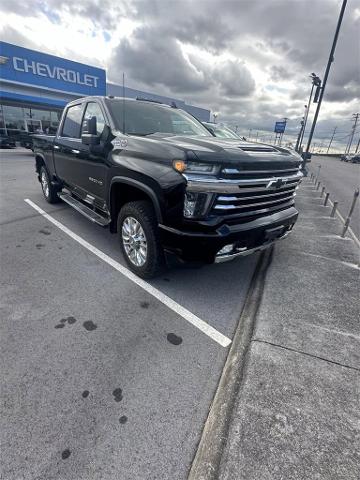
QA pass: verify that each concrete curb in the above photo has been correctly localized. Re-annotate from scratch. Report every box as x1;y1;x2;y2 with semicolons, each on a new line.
187;247;274;480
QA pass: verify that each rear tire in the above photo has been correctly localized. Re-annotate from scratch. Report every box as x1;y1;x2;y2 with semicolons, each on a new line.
118;201;165;279
40;165;61;204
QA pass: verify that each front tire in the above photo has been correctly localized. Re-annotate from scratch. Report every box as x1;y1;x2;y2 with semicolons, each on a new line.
118;201;165;279
40;165;61;204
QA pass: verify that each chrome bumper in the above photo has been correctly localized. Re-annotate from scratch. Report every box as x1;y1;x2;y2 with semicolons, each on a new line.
214;230;291;263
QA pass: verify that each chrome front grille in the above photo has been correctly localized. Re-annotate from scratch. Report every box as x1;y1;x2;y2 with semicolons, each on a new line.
210;172;301;219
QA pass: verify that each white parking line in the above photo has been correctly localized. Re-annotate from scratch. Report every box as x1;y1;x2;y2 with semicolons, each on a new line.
25;198;232;348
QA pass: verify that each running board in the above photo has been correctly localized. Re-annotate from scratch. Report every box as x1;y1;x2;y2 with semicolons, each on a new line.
58;192;110;227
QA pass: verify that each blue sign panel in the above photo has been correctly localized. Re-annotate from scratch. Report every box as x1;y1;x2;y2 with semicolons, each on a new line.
274;121;286;133
0;41;106;96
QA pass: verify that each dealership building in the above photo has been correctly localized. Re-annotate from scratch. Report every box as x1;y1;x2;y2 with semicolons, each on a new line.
0;41;210;138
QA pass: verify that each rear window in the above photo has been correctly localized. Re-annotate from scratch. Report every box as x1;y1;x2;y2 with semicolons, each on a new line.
61;104;84;138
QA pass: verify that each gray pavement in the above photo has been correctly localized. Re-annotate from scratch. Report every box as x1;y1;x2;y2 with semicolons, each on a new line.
308;155;360;239
0;150;257;480
217;178;360;479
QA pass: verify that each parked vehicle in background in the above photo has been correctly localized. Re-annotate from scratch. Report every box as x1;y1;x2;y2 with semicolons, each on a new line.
202;122;242;139
341;154;352;162
33;96;303;278
19;132;34;150
0;134;16;148
350;154;360;164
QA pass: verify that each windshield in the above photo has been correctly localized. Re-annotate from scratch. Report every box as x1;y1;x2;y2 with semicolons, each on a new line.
205;123;239;139
106;99;211;137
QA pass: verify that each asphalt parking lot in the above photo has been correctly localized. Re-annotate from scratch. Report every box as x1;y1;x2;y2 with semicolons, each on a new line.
308;155;360;240
1;149;258;480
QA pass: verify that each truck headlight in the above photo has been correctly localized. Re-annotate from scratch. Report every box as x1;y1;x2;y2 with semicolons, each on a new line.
184;192;213;218
185;162;219;174
173;160;219;175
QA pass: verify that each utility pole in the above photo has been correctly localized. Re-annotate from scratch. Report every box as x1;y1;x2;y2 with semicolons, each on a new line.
326;126;337;154
355;135;360;154
255;131;259;142
303;0;347;166
345;113;359;154
248;128;252;140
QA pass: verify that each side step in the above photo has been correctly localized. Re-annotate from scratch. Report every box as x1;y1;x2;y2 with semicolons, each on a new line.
58;192;110;227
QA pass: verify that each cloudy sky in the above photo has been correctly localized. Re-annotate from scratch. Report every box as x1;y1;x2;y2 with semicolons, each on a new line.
1;0;359;150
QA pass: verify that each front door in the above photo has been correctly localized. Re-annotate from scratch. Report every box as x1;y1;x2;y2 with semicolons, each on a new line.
54;101;108;210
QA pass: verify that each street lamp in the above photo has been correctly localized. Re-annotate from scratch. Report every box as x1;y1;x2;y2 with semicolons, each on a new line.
298;73;321;152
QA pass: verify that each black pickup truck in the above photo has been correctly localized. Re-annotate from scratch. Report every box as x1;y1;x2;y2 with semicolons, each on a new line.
32;96;302;278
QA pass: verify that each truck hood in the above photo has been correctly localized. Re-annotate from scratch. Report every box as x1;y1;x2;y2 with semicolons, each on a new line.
146;134;302;169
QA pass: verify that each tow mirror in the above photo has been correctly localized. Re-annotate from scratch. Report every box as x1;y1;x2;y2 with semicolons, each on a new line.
82;116;100;145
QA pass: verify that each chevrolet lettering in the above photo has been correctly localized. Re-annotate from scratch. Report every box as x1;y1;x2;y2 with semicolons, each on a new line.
32;96;303;278
13;57;99;87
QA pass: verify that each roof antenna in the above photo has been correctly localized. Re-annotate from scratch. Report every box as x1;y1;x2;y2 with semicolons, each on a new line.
122;72;126;134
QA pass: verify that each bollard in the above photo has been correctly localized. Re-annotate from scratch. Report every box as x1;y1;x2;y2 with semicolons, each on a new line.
316;164;321;183
330;201;338;218
320;186;325;197
316;181;321;191
341;189;359;238
324;193;330;206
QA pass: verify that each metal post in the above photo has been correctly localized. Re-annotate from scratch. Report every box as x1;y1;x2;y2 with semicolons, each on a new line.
320;186;325;197
300;86;314;149
330;201;338;217
341;189;359;237
303;0;348;163
316;181;321;191
324;193;330;206
316;164;321;182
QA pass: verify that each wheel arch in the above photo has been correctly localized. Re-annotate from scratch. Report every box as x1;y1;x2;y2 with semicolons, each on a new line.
109;177;163;232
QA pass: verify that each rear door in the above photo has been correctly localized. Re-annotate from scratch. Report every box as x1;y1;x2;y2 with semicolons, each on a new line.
54;101;108;209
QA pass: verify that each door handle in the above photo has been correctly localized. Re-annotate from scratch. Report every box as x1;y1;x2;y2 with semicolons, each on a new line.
71;149;80;154
54;145;60;150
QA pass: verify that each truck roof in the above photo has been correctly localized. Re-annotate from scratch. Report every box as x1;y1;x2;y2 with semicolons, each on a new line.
67;96;173;109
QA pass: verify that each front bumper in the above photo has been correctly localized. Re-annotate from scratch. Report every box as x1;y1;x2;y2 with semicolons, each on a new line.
159;206;298;263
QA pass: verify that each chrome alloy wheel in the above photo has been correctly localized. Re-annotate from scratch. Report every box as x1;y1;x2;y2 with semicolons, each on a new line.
41;170;49;198
121;216;148;267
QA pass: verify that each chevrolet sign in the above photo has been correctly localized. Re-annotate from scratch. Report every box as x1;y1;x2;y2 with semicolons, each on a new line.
12;57;99;87
0;41;106;96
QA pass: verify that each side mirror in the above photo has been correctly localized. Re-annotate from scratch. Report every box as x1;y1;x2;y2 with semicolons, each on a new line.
81;116;100;145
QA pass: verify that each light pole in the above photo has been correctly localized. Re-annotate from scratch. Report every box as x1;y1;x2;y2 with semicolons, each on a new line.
300;73;321;151
295;104;307;152
303;0;347;168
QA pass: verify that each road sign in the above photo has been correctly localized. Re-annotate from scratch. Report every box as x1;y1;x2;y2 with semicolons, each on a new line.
274;121;286;133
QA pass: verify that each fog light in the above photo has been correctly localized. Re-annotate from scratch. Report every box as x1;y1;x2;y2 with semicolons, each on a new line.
184;192;198;217
183;192;210;218
217;244;234;255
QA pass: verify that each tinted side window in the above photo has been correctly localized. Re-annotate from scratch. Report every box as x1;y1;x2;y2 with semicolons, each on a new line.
61;104;84;138
82;102;106;135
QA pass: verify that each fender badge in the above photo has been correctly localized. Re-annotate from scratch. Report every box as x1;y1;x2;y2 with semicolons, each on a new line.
112;138;128;148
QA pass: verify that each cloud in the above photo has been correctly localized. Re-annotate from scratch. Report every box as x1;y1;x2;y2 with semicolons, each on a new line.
0;0;359;148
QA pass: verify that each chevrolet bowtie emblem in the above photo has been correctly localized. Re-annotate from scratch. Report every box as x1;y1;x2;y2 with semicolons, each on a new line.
266;178;286;189
0;56;9;65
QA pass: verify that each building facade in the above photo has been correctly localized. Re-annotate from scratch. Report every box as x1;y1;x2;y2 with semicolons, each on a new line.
0;41;210;139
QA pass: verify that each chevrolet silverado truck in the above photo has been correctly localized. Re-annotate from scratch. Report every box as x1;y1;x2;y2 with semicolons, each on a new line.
32;96;302;278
